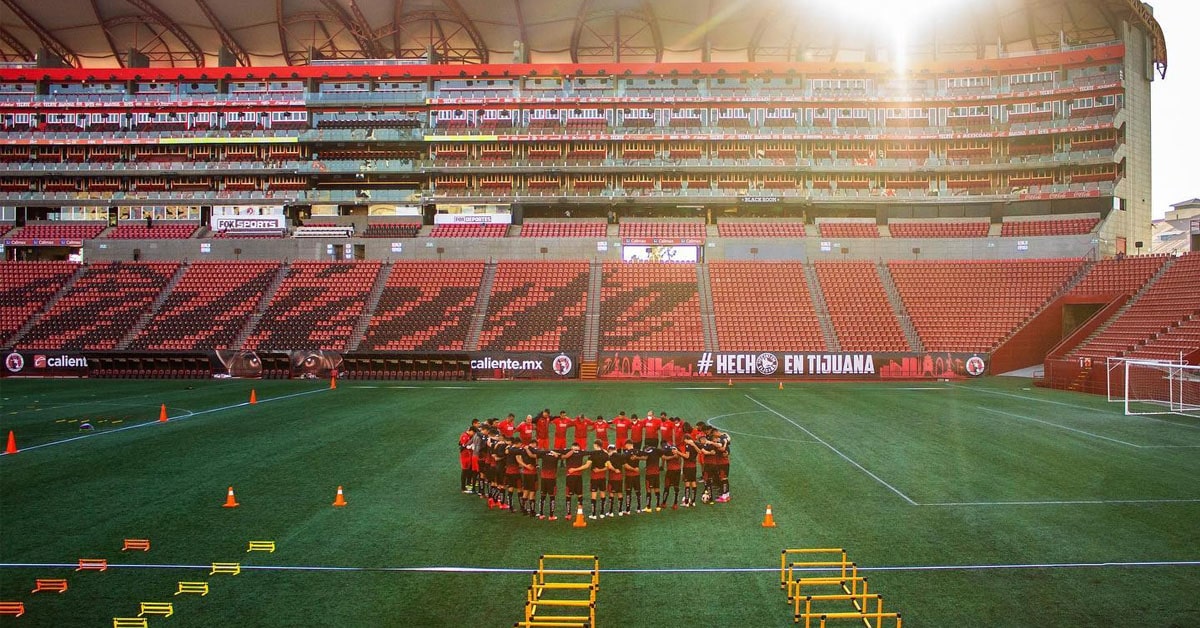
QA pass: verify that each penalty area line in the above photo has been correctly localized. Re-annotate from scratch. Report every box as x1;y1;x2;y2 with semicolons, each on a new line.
744;395;919;506
921;498;1200;507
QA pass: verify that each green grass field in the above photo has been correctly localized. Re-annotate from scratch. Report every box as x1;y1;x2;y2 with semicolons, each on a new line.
2;377;1199;627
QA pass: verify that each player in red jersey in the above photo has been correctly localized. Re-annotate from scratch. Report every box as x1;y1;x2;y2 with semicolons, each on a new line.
551;410;573;450
498;413;517;439
535;409;551;449
611;411;632;448
573;414;591;449
587;440;608;519
458;422;477;493
516;414;535;444
591;415;610;449
562;443;592;521
629;413;645;449
643;411;663;448
670;416;686;446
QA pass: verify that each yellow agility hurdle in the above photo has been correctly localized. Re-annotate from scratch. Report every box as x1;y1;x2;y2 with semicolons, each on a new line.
210;562;241;576
175;581;209;596
247;540;276;553
517;554;600;627
138;601;174;618
535;554;600;590
781;548;848;591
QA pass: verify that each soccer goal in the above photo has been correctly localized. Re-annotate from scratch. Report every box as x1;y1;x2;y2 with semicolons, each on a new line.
1110;358;1200;418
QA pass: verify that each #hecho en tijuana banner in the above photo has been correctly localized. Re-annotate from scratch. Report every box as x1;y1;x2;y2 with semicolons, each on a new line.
597;351;988;379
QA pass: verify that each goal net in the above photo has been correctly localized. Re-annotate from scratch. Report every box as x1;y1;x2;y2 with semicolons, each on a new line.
1111;358;1200;417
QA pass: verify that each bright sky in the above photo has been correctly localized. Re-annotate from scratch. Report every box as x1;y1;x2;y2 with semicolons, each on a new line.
1150;0;1199;218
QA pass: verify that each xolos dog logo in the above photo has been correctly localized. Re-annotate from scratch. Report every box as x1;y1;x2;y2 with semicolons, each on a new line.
5;352;24;373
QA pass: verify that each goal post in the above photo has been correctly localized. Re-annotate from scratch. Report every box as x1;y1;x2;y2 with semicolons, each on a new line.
1119;358;1200;418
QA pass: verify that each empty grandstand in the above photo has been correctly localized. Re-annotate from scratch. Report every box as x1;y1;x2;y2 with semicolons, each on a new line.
0;0;1187;387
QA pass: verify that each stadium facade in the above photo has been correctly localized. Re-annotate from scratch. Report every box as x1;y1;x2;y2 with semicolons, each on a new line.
1;1;1193;387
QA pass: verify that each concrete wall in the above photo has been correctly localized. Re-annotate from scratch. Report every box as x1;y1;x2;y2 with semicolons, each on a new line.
84;233;1099;263
1112;18;1155;255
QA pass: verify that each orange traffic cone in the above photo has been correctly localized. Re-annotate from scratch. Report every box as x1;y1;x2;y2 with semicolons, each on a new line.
778;381;784;390
4;430;17;455
572;505;587;528
249;389;257;405
728;378;733;387
158;404;168;423
330;376;337;390
332;486;347;507
762;504;777;528
222;486;240;508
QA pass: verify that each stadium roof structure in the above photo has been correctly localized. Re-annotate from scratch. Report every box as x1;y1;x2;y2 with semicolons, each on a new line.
0;0;1166;76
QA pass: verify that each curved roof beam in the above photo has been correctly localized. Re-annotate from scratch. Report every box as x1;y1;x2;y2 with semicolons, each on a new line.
0;26;32;62
276;0;293;65
438;0;488;63
392;0;405;57
123;0;205;66
1026;5;1041;51
104;15;191;67
638;1;663;62
571;1;661;63
90;0;127;68
569;0;595;63
1118;0;1167;78
0;0;80;67
747;7;781;62
194;0;250;66
345;0;384;59
317;0;379;58
380;9;485;63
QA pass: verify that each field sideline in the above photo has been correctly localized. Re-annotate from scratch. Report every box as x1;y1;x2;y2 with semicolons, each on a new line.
1;377;1199;627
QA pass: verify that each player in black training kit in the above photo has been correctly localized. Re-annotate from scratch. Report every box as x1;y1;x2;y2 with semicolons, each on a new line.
604;445;628;517
621;441;646;515
562;443;591;521
661;442;687;509
533;446;563;520
588;440;609;519
517;442;540;517
642;444;665;512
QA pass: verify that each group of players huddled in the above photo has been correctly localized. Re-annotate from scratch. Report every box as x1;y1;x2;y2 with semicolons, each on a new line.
457;410;731;520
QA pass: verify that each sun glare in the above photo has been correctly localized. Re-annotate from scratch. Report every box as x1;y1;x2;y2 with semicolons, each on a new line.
831;0;969;74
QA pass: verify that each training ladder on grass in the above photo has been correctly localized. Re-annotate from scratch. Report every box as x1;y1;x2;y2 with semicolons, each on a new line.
780;548;902;627
515;554;599;627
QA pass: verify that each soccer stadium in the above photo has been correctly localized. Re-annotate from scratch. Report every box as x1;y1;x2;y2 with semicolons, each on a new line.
0;0;1197;625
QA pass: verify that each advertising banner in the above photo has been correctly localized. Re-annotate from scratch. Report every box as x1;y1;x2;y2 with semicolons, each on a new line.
210;215;287;233
597;351;987;380
3;238;84;248
433;211;513;225
290;350;343;379
211;350;266;378
210;350;343;379
471;353;577;379
2;351;89;377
